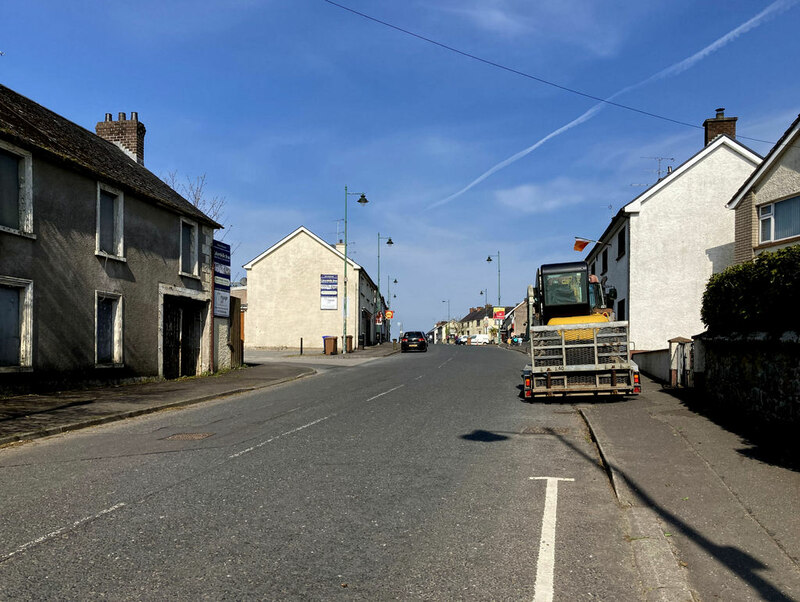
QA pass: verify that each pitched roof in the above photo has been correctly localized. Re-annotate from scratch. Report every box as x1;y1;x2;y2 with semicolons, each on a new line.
0;84;221;228
586;134;761;260
243;226;362;270
727;113;800;209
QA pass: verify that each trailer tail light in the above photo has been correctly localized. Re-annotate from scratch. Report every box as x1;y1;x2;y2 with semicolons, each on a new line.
634;372;640;384
524;389;532;398
634;386;641;394
525;377;531;389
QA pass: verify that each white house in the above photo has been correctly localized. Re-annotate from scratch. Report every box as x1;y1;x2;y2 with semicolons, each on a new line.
727;113;800;262
585;109;762;351
242;226;381;351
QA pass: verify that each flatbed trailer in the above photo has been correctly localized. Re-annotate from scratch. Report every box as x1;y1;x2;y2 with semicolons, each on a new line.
522;320;640;399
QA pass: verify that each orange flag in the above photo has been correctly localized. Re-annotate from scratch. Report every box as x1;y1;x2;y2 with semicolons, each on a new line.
573;238;592;252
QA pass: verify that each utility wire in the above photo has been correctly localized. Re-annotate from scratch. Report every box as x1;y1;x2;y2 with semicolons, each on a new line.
321;0;779;146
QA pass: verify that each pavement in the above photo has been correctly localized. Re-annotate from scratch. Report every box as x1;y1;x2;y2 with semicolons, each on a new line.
0;342;399;447
2;342;798;600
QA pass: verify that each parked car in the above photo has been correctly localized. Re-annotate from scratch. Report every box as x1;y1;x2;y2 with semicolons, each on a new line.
456;335;468;345
470;334;490;345
401;331;428;352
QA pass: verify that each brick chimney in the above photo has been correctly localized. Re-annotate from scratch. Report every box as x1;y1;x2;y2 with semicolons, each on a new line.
703;107;737;146
95;111;146;165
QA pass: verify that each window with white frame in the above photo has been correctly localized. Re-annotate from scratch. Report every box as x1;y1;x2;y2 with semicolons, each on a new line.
0;276;33;370
759;196;800;244
0;140;33;235
180;218;199;276
96;292;123;366
96;183;124;258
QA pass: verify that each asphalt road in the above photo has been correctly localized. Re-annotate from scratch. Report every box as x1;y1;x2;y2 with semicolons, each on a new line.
0;345;641;600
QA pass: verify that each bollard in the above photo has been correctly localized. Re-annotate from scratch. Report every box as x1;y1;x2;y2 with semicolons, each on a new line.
300;338;303;355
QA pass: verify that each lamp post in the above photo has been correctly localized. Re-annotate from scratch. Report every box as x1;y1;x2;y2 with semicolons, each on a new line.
387;277;397;342
486;252;501;343
377;233;393;343
343;186;368;355
442;299;450;344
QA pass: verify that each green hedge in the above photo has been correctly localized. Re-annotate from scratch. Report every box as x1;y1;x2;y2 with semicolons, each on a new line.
701;244;800;334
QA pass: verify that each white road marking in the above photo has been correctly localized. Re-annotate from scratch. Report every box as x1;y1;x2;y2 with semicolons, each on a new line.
366;385;404;402
530;477;574;602
0;502;126;563
415;375;424;380
229;415;333;458
437;357;453;369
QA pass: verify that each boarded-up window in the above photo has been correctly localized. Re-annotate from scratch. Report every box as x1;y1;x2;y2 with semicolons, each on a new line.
98;189;118;254
617;298;626;321
97;296;115;364
0;284;21;366
181;221;197;275
0;148;20;230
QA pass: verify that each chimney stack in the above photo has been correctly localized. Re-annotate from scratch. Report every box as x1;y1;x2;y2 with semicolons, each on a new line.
703;107;737;146
96;111;146;165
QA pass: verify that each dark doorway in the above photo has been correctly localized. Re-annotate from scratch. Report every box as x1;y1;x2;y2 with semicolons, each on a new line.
163;295;206;379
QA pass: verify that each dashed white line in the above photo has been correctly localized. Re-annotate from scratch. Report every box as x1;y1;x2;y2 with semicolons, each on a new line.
229;415;333;458
366;385;404;402
0;502;126;563
530;476;574;602
437;357;453;369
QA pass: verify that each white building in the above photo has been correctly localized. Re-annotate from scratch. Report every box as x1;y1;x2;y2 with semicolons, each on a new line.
585;110;761;351
243;226;382;351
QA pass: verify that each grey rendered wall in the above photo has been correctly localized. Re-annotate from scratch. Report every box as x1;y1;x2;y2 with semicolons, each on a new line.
0;152;212;382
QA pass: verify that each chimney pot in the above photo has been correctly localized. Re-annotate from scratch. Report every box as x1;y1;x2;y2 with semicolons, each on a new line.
703;107;737;146
96;111;147;165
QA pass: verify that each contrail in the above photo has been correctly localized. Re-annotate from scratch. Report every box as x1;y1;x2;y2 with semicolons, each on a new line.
429;0;797;210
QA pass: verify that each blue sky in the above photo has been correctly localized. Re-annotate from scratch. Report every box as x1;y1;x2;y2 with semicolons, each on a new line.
3;1;799;332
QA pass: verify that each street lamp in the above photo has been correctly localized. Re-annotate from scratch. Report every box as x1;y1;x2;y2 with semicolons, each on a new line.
486;251;501;344
377;233;393;343
387;277;397;342
442;299;450;344
343;186;369;355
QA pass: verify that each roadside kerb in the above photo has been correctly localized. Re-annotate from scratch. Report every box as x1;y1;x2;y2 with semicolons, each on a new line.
0;368;315;448
579;408;694;602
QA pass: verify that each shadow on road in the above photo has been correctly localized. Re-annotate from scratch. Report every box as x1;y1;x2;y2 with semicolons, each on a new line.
460;429;510;443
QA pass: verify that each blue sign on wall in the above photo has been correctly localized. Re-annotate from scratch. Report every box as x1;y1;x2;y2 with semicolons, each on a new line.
213;240;231;318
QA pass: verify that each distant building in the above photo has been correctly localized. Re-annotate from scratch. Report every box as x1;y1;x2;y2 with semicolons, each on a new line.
585;109;761;351
727;113;800;262
242;226;381;351
459;305;514;340
0;85;221;386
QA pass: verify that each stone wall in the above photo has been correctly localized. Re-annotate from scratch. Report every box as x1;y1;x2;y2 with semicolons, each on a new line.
695;333;800;425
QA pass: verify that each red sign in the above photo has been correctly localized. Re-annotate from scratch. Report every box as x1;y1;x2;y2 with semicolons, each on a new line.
493;307;505;320
375;312;383;325
385;310;394;319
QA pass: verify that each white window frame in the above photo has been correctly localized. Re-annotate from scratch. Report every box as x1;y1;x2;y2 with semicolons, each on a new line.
0;139;34;238
759;197;800;244
0;275;33;373
95;182;125;260
95;291;123;367
179;217;200;278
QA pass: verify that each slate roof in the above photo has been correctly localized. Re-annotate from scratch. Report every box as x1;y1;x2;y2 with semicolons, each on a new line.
0;84;221;228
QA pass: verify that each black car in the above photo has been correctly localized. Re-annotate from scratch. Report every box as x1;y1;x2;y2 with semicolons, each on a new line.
401;331;428;352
